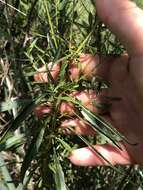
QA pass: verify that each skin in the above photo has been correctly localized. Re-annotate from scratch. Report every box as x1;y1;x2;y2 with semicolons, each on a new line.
69;0;143;166
34;0;143;166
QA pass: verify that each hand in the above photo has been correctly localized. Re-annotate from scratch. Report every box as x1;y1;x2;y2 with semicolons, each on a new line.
69;0;143;166
34;0;143;166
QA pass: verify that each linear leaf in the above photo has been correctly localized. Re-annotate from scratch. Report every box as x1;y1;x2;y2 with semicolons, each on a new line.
20;126;45;181
0;134;25;151
82;107;136;145
0;154;16;190
75;133;122;174
81;107;122;149
0;99;32;112
54;150;68;190
0;96;43;145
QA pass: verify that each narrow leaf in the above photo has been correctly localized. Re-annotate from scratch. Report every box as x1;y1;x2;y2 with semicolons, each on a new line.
0;134;25;151
54;150;67;190
21;126;45;181
81;108;122;150
0;96;43;145
0;99;32;112
0;154;16;190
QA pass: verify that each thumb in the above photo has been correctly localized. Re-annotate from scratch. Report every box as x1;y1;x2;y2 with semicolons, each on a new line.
69;143;134;166
95;0;143;56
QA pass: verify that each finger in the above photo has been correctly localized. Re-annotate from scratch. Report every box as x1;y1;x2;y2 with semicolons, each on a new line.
69;54;114;80
34;105;52;118
95;0;143;56
72;90;110;114
60;114;114;136
34;62;60;82
69;142;134;166
60;118;96;135
60;102;75;116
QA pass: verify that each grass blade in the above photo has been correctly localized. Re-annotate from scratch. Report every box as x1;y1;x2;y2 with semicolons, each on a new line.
0;153;16;190
20;125;45;181
0;96;44;145
53;150;68;190
0;99;32;112
81;107;122;149
0;134;25;151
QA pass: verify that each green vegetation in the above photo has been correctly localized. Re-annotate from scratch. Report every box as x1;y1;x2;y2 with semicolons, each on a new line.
0;0;143;189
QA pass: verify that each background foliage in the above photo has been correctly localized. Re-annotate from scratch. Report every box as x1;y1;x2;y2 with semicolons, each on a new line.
0;0;143;189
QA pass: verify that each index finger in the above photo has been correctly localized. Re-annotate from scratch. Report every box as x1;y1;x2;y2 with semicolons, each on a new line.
95;0;143;56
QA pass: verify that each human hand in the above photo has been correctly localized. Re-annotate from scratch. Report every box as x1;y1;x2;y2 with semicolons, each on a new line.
34;0;143;166
69;0;143;166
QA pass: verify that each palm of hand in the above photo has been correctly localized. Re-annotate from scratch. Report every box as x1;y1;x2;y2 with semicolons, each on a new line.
105;54;143;164
70;0;143;166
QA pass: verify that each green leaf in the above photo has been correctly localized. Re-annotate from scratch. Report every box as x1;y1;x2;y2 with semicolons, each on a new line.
0;134;25;151
20;126;45;181
53;150;68;190
74;133;123;174
56;137;72;153
0;154;16;190
0;99;32;112
81;107;122;149
0;96;43;145
81;107;135;146
0;101;35;145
